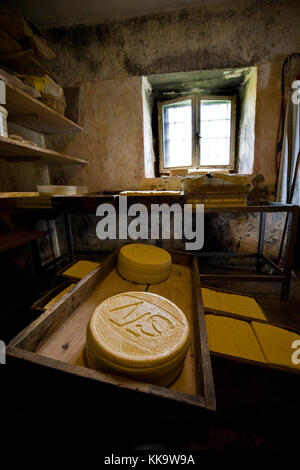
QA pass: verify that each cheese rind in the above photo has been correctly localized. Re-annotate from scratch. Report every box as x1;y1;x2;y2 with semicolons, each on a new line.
86;291;190;385
117;244;172;284
62;260;100;279
205;314;266;363
251;322;300;368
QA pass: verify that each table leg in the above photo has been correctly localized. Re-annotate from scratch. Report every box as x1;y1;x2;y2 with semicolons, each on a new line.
281;207;299;300
257;212;266;272
29;239;42;278
64;213;74;263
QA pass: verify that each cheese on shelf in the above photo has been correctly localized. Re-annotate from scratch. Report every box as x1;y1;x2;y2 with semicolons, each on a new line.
44;283;76;309
201;288;266;320
86;291;190;386
117;244;171;284
251;322;300;368
205;314;266;363
62;260;100;279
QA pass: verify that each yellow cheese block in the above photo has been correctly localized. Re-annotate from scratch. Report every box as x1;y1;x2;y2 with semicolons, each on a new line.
117;244;172;284
44;284;76;309
205;314;266;363
251;322;300;368
62;260;100;279
86;291;190;386
201;288;266;320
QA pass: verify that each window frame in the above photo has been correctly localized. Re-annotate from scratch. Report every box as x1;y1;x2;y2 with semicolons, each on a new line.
158;94;236;173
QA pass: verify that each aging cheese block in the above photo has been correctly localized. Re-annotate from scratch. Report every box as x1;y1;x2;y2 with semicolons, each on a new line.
251;322;300;368
44;283;76;309
86;291;190;386
62;260;99;279
117;244;172;284
205;314;266;363
201;288;266;320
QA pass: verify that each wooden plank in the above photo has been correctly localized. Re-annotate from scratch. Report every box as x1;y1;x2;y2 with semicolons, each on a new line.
199;273;285;281
0;49;57;80
192;258;216;411
0;229;47;253
9;251;118;351
37;268;147;365
5;80;82;133
0;26;22;54
148;263;197;396
0;136;86;165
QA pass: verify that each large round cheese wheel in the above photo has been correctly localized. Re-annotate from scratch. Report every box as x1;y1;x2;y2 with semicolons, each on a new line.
117;244;172;284
85;291;190;386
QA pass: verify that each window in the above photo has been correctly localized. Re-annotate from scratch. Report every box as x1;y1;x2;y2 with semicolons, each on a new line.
158;95;236;172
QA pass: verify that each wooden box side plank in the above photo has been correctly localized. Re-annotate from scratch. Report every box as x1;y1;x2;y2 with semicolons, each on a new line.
9;251;118;351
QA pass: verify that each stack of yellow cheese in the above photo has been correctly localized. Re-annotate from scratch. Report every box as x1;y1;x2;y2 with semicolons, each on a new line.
86;291;190;386
117;244;172;284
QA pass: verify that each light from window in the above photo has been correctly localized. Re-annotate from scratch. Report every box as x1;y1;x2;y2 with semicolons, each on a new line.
162;99;192;168
200;100;231;166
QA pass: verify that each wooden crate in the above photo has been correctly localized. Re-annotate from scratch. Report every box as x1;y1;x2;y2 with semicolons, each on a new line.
6;249;216;423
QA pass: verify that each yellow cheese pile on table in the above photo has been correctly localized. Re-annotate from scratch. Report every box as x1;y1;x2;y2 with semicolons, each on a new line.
62;260;100;279
201;288;266;320
86;291;190;386
44;283;76;309
118;244;172;284
205;314;266;363
252;322;300;369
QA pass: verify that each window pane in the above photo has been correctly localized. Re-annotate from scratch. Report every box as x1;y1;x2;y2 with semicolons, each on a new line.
162;99;192;168
200;100;231;166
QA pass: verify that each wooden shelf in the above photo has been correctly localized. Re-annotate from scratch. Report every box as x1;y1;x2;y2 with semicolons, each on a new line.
0;229;47;254
4;80;82;134
0;136;87;165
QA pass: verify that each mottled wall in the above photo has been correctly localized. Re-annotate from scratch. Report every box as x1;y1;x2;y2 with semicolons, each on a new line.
238;68;257;174
49;77;145;191
43;0;300;196
41;0;300;256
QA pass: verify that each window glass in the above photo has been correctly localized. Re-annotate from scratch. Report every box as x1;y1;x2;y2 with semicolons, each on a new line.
162;99;192;168
200;100;231;166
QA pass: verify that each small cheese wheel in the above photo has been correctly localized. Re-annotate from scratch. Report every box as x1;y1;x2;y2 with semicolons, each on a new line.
85;291;190;386
117;244;172;284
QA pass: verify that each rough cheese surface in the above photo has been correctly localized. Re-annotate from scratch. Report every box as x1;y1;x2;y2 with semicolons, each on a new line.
117;244;172;284
86;291;190;385
62;260;100;279
201;288;266;320
251;322;300;368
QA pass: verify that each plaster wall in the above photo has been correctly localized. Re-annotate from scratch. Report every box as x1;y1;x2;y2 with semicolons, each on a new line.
42;0;300;197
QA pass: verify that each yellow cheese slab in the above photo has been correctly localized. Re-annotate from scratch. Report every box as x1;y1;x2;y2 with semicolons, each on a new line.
252;322;300;368
117;244;172;284
205;314;266;363
86;291;190;385
201;288;266;320
62;260;100;279
44;284;76;309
